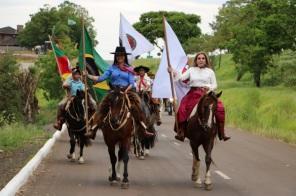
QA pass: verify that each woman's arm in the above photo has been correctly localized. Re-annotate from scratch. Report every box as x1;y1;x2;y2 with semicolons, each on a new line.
168;67;190;81
86;66;112;83
209;69;217;91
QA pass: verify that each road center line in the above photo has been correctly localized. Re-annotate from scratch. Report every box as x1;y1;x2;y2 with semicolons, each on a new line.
214;170;231;180
173;142;180;146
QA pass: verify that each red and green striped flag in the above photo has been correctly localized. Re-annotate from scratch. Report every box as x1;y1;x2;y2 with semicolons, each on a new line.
52;41;72;80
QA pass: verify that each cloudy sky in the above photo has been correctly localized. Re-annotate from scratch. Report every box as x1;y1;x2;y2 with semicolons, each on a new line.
0;0;227;59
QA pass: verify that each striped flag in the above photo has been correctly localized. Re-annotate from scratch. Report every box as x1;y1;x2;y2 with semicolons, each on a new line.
51;41;72;80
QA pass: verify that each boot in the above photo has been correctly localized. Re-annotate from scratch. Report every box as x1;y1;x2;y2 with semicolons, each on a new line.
85;129;97;139
53;119;63;131
175;123;185;142
217;122;230;141
139;121;155;137
85;113;101;139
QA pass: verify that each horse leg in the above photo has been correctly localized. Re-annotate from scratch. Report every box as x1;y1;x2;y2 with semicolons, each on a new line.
203;141;214;190
78;133;85;164
190;142;202;188
121;144;130;189
116;148;123;181
108;145;118;185
67;130;76;161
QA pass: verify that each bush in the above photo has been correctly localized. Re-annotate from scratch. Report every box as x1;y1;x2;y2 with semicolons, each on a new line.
0;53;22;122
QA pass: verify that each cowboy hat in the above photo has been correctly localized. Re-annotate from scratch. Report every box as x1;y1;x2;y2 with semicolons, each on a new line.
110;46;131;55
134;65;150;73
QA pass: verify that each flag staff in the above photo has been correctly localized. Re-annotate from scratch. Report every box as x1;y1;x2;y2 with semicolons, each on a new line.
81;17;89;134
48;35;62;78
162;16;179;132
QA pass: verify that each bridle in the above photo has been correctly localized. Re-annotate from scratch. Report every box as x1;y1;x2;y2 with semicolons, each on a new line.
103;91;132;131
197;95;217;132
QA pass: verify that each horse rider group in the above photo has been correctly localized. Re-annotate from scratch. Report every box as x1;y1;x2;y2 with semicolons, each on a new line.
53;46;230;142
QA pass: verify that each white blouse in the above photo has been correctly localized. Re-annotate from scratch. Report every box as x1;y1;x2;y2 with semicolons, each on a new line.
174;67;217;91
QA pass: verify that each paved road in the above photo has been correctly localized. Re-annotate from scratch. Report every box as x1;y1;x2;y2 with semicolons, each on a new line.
18;114;296;196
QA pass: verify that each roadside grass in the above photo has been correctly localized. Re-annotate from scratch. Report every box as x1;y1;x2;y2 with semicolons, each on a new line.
0;90;56;152
0;123;50;152
137;54;296;144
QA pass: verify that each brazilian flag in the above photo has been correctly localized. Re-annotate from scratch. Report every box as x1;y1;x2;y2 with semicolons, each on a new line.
78;26;110;101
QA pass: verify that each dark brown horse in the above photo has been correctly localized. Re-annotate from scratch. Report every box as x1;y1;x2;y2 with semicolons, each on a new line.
100;87;136;189
64;90;92;164
133;91;158;159
186;91;222;190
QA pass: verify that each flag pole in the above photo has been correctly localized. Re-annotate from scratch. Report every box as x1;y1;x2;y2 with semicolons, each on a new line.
48;35;62;79
81;17;89;134
162;16;179;132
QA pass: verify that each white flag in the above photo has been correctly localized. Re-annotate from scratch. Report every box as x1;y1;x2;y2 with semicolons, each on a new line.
119;13;154;59
152;19;189;102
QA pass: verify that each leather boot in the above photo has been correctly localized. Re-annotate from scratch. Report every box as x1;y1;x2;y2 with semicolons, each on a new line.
217;121;230;141
175;123;185;142
53;107;65;131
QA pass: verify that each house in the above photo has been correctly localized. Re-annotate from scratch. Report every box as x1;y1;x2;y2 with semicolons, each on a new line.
0;25;23;46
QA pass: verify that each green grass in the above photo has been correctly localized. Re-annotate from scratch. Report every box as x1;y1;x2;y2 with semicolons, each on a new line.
137;54;296;144
0;90;56;152
0;123;50;151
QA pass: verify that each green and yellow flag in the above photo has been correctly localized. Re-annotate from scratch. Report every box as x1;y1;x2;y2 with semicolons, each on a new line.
79;26;110;101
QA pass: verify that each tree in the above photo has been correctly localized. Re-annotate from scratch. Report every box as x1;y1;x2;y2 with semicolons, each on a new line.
17;1;96;48
133;11;201;50
0;53;21;124
211;0;296;87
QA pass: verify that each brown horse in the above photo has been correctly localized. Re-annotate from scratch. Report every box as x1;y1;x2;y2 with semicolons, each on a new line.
100;87;136;189
133;91;158;159
186;91;222;190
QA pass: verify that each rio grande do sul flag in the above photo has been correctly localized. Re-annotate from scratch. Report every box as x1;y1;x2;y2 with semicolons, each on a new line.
52;42;71;80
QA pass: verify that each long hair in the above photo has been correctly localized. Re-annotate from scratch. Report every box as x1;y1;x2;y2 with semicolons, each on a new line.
192;52;212;68
113;53;130;66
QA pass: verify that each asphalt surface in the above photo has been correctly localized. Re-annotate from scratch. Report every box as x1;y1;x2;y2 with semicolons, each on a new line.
17;114;296;196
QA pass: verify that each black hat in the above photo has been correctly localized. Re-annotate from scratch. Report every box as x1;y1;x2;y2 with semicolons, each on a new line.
72;66;81;74
134;65;150;73
110;46;131;55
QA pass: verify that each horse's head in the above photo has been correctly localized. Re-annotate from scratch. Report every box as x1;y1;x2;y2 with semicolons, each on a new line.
108;87;126;127
69;90;85;121
197;91;222;130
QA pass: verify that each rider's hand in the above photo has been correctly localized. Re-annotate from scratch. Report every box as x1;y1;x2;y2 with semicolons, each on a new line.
167;67;173;73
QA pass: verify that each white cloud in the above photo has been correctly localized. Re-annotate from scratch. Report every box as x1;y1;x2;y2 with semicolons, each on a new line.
0;0;226;59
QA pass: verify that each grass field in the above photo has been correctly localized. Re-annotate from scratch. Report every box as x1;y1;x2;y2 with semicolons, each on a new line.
134;54;296;144
0;90;55;152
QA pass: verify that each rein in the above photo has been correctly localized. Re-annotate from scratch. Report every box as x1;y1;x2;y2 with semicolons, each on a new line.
103;91;132;131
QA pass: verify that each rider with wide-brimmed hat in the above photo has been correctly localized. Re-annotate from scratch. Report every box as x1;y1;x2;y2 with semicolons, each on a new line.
85;46;154;139
134;65;162;125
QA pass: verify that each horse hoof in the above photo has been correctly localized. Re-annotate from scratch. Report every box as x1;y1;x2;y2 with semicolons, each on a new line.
121;182;129;189
144;149;150;156
194;180;203;188
109;176;119;186
139;156;145;160
204;183;213;191
78;157;85;164
67;153;75;161
191;175;197;182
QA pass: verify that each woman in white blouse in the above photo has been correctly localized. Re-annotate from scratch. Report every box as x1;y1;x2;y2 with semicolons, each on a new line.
169;52;230;142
